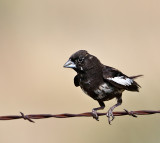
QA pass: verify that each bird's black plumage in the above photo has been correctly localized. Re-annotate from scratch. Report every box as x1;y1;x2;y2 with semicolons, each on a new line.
64;50;142;124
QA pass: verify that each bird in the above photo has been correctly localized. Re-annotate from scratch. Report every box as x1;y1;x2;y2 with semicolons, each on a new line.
63;50;142;124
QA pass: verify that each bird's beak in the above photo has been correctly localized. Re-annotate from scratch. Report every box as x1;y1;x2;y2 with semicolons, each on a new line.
63;59;76;68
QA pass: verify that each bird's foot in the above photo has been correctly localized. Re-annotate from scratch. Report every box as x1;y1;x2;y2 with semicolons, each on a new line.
106;108;115;124
124;109;137;118
92;109;99;121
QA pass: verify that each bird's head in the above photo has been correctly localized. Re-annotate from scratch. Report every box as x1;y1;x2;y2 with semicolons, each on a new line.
64;50;101;72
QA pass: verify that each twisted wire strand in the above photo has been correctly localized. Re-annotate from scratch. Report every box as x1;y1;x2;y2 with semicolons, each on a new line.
0;110;160;123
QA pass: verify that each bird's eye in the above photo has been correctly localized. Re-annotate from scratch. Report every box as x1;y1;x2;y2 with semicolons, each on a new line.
78;58;83;63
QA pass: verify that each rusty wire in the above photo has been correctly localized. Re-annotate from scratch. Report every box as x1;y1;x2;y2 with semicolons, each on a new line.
0;110;160;123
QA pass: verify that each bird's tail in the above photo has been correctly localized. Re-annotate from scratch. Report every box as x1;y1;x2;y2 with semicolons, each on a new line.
129;75;143;79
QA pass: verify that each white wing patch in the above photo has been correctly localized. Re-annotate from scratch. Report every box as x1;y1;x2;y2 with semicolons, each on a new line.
107;76;133;86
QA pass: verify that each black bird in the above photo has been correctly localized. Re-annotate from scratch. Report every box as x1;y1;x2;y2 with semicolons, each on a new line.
64;50;142;124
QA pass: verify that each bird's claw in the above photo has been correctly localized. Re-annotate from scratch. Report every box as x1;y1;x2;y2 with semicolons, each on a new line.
106;109;114;124
92;109;99;121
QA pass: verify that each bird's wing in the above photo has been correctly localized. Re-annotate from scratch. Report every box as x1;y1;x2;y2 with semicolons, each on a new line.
102;66;140;91
74;74;80;87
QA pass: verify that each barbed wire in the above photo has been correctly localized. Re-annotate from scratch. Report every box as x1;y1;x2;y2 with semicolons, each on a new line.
0;109;159;123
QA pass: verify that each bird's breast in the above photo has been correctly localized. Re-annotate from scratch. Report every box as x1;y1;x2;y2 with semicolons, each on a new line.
79;78;91;95
93;83;115;100
94;83;114;95
79;76;116;100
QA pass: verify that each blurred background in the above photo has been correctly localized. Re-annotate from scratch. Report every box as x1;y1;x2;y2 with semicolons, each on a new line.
0;0;160;143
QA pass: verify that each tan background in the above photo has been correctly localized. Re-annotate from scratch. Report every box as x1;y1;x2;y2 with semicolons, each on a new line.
0;0;160;143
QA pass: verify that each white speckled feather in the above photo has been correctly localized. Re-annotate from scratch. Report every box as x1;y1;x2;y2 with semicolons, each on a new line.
107;76;133;86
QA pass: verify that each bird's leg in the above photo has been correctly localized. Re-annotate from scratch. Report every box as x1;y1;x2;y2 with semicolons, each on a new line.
106;96;122;124
92;101;105;121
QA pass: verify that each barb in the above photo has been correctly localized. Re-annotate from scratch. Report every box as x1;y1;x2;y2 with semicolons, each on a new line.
0;110;160;123
20;112;35;123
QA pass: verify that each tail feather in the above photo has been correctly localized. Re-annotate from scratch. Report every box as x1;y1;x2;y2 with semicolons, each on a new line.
127;75;143;92
130;75;143;79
